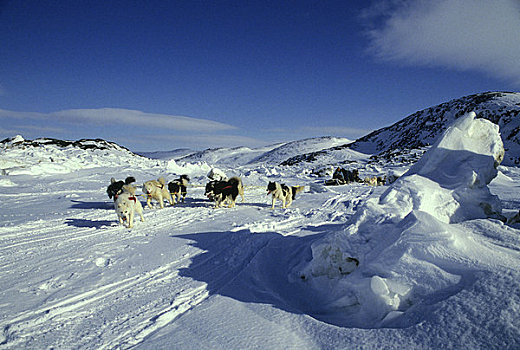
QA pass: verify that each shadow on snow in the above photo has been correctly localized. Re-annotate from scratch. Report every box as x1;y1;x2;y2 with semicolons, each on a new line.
175;221;473;330
69;200;114;210
175;225;359;327
65;218;115;228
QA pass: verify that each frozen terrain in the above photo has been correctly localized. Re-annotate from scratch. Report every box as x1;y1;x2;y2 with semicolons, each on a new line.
287;92;520;167
1;114;520;349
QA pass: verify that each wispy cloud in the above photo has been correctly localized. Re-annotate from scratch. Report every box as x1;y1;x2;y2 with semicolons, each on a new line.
0;108;237;132
0;108;268;150
0;108;366;151
13;124;66;134
53;109;238;132
363;0;520;84
0;126;16;136
0;125;61;139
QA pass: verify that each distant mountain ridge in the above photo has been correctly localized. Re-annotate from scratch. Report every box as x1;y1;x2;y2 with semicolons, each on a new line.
0;135;154;175
0;135;356;174
170;136;352;167
1;135;134;153
4;92;519;170
284;92;520;166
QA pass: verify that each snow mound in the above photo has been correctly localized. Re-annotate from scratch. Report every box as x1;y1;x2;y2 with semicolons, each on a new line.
166;160;211;179
382;112;504;223
0;177;16;187
300;112;507;327
0;136;157;175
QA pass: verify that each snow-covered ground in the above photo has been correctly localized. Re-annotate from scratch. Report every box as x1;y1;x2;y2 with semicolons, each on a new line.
0;119;519;349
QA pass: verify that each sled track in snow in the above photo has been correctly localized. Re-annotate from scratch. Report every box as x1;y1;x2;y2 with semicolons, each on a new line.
0;183;378;349
1;196;293;349
1;255;207;349
0;202;222;349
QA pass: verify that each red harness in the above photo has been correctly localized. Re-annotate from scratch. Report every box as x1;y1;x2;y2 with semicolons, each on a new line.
128;196;137;202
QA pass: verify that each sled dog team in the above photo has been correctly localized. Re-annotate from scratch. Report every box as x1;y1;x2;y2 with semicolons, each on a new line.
325;167;388;186
108;174;304;228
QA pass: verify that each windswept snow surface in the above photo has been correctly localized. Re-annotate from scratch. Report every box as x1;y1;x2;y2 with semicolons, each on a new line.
0;124;519;349
302;113;520;346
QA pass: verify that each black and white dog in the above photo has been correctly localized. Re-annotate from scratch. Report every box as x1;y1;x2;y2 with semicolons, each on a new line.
205;177;243;208
168;175;190;203
267;181;304;209
107;176;136;201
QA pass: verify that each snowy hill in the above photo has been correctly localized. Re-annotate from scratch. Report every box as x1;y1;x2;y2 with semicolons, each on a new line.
351;91;520;165
176;144;282;167
0;135;157;175
176;136;352;167
137;148;195;160
247;136;352;165
285;92;520;166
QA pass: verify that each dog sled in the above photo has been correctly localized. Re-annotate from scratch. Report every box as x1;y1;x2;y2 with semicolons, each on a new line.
325;167;361;186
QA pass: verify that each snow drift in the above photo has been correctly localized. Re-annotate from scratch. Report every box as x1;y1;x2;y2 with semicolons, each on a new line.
0;135;155;175
301;112;509;327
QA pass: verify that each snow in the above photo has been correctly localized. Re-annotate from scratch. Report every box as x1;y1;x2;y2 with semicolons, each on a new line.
173;136;352;167
0;123;519;349
347;91;520;166
300;113;520;337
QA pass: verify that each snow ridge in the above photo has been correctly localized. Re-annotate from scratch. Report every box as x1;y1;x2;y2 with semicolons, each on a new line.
0;135;156;175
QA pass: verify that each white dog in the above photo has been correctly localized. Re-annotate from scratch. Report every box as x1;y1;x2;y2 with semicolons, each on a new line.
115;185;144;228
142;177;173;208
207;168;228;182
364;176;378;186
266;181;304;209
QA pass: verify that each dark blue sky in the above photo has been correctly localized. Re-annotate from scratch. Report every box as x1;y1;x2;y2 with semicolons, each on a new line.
1;1;518;151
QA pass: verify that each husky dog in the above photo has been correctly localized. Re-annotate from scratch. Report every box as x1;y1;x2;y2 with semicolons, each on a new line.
142;177;173;208
107;176;136;201
205;177;242;208
332;167;361;184
168;175;190;203
232;176;245;202
376;175;386;186
267;181;304;209
115;185;144;228
364;176;378;186
205;180;219;202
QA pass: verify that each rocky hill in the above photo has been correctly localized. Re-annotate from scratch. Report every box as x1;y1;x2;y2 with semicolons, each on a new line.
0;135;155;175
175;136;352;167
283;92;520;166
